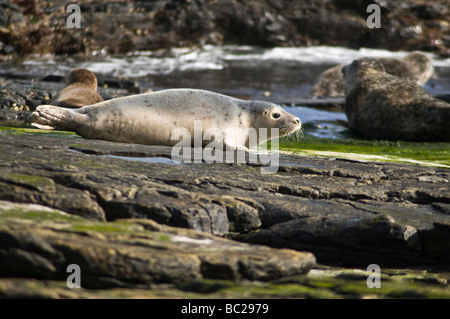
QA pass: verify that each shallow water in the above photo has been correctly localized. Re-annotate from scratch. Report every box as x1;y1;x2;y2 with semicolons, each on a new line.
100;154;180;165
8;45;450;96
2;45;450;143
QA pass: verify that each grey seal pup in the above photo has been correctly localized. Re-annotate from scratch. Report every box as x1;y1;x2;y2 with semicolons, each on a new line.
49;68;104;108
32;88;301;150
343;58;450;142
311;52;434;97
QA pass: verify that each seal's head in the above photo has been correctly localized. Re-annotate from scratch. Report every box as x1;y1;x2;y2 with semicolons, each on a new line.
250;101;301;139
403;52;432;71
343;58;386;96
66;68;98;89
402;51;435;85
344;58;386;78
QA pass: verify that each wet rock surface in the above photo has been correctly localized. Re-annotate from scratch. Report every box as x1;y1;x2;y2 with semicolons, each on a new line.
1;130;450;259
0;130;450;298
0;201;315;288
1;0;449;57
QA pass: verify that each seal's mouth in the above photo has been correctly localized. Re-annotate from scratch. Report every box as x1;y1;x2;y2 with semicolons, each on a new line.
283;127;304;142
279;122;302;137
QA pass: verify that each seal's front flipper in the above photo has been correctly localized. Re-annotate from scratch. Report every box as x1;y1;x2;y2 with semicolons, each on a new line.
32;105;89;130
224;141;249;152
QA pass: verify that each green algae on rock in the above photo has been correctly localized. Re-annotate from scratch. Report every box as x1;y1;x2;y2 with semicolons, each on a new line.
279;135;450;168
0;126;80;138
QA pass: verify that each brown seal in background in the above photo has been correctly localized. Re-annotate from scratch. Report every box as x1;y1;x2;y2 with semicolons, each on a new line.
49;68;104;108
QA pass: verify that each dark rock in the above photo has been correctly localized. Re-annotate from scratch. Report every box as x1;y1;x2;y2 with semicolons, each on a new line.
1;0;449;57
216;195;262;233
410;4;449;20
0;172;106;221
0;0;24;28
0;202;315;288
432;203;450;215
0;249;57;278
1;130;449;268
0;87;52;110
244;213;425;267
103;189;229;235
39;75;64;82
0;88;26;109
295;96;346;109
435;94;450;104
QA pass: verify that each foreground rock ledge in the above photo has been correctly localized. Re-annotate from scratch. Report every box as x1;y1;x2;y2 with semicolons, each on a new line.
0;201;315;288
1;132;450;268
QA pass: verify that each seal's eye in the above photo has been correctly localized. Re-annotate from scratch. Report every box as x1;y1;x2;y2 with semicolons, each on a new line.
272;112;281;119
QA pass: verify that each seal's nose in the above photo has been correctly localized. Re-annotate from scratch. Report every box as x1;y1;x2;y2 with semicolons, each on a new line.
293;118;301;125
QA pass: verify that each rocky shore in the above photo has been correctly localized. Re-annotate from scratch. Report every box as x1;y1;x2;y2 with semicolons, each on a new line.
1;0;449;58
0;69;449;298
1;0;450;300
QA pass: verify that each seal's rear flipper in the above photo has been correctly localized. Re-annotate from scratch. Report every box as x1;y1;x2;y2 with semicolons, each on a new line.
32;105;88;130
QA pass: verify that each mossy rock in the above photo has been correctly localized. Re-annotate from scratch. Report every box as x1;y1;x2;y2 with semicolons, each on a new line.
278;135;450;168
0;126;80;138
